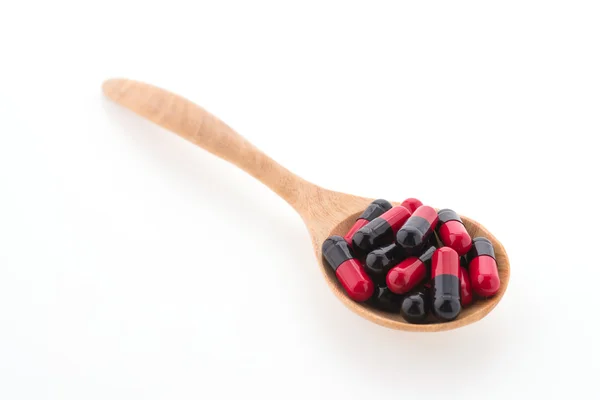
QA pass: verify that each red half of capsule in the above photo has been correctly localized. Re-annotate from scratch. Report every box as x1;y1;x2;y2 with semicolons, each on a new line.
400;198;423;214
386;257;427;294
469;255;500;297
459;266;473;306
381;205;412;232
335;259;375;302
439;220;472;256
344;219;369;245
431;247;459;278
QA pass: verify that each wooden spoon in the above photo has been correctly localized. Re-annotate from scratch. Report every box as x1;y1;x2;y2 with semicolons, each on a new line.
102;78;510;332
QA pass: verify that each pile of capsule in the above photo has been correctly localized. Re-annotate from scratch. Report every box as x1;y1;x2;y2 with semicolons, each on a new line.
321;199;500;323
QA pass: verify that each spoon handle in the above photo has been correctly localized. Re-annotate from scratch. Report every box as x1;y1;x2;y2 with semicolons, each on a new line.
102;78;316;210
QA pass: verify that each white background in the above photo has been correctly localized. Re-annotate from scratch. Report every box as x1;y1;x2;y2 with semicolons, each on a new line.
1;1;599;399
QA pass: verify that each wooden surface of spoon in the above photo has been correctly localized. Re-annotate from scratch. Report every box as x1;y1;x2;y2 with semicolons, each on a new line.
102;78;510;332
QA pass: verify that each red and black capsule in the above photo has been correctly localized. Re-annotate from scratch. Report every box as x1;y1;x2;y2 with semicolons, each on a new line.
400;288;431;324
459;266;473;306
400;198;423;214
396;205;439;256
386;245;436;294
365;243;404;285
467;237;500;297
352;205;412;256
344;199;393;245
437;209;472;256
431;247;461;321
369;285;404;312
322;236;374;302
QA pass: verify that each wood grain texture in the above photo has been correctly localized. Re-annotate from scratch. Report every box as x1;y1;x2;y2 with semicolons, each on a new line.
102;78;510;332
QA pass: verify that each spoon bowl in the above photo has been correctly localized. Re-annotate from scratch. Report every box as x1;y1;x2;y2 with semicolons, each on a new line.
324;207;509;331
102;78;510;332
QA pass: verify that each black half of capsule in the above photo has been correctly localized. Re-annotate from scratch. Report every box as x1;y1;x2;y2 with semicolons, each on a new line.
365;243;404;284
352;217;395;256
418;245;436;267
466;237;496;262
322;235;354;271
432;275;461;321
437;209;463;225
358;199;393;221
429;231;441;248
395;216;433;255
369;285;403;313
401;289;430;323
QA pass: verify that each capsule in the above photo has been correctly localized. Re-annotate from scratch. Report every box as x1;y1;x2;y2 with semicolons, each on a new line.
352;205;412;256
386;245;436;294
459;266;473;306
365;243;404;285
322;236;374;302
400;198;423;214
437;209;472;256
369;285;403;312
467;237;500;297
431;247;461;321
396;205;438;256
344;199;392;245
400;288;430;324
